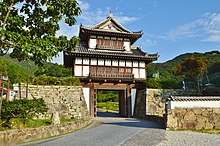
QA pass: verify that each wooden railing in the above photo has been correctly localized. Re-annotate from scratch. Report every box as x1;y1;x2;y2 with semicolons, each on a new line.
96;44;125;50
89;72;134;79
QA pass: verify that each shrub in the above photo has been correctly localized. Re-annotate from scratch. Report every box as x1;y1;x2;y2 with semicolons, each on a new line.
61;76;80;86
31;75;80;86
31;75;59;85
1;98;48;120
145;78;162;89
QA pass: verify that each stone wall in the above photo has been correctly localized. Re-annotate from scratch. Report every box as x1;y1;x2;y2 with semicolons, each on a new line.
19;84;89;119
146;89;199;117
0;120;91;146
166;108;220;130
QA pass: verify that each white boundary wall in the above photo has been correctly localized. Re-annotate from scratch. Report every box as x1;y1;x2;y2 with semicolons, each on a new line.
168;100;220;109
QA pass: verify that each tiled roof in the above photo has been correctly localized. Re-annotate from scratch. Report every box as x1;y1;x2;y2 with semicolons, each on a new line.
168;96;220;101
80;26;142;36
90;16;131;33
80;14;142;36
67;45;158;60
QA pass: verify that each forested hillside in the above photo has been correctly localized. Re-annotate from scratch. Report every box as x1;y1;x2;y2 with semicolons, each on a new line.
1;51;220;88
147;50;220;88
0;55;36;84
0;55;72;85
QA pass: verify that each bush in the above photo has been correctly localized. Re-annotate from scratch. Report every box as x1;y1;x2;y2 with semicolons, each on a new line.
61;76;80;86
160;79;182;89
145;78;182;89
31;75;80;86
31;75;59;85
145;78;162;89
1;98;48;120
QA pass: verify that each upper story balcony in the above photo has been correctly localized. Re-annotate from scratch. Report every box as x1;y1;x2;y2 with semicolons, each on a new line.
89;72;134;79
96;44;125;51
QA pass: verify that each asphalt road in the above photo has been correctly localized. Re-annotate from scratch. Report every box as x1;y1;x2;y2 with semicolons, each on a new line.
19;112;165;146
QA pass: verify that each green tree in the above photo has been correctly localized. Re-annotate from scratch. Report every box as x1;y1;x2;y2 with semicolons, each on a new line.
176;56;207;92
34;63;72;77
145;78;162;89
0;0;81;65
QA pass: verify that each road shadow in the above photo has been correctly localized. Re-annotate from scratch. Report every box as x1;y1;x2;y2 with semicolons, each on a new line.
97;111;120;117
97;111;163;129
102;120;163;129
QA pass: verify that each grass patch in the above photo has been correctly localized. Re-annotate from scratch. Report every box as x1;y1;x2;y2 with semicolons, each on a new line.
25;119;52;127
60;117;78;124
175;128;220;134
97;102;118;112
193;129;220;134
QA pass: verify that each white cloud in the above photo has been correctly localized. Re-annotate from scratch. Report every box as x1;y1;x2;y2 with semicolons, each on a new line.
78;4;139;26
78;0;90;11
142;38;157;47
115;16;139;25
202;13;220;42
163;19;203;41
152;12;220;42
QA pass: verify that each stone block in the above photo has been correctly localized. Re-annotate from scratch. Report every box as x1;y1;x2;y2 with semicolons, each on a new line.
205;122;214;129
167;115;178;129
193;108;203;115
196;120;205;129
185;121;197;129
213;108;220;114
214;122;220;129
196;115;208;123
201;109;211;117
184;110;196;121
173;109;186;119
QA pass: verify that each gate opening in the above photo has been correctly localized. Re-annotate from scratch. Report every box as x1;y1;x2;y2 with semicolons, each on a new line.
96;90;119;115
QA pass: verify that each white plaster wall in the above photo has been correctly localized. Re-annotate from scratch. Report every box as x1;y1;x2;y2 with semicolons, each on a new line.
98;59;104;65
168;101;220;109
82;87;90;111
131;88;137;116
83;66;89;76
126;60;132;67
105;59;111;66
83;58;89;65
89;38;96;48
75;65;82;76
133;61;138;67
139;69;146;79
90;58;97;65
112;59;118;66
124;41;130;51
133;68;139;78
139;61;145;68
119;60;125;66
75;57;82;64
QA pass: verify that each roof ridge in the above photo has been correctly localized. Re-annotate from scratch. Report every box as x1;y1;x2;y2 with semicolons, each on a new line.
86;14;131;33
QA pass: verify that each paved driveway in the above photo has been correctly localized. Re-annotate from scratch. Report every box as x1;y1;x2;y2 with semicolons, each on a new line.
19;112;220;146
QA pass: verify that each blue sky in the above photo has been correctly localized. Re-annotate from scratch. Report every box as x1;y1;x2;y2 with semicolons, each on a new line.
53;0;220;64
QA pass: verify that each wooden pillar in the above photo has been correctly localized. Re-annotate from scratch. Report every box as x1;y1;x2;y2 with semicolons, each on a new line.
127;85;132;117
94;89;97;117
90;83;95;117
119;90;126;117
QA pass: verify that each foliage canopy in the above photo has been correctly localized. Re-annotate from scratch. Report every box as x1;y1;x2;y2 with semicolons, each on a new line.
0;0;81;65
176;56;207;79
